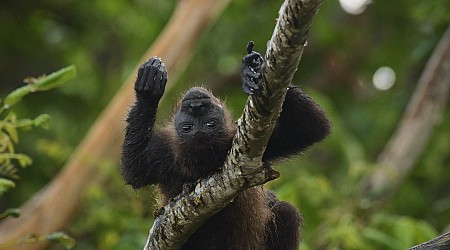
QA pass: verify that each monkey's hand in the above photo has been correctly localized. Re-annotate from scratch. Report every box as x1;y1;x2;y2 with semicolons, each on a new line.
241;41;263;95
135;56;168;106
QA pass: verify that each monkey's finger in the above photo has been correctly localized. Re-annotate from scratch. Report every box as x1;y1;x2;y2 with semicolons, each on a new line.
145;59;162;91
243;54;263;70
158;63;168;87
135;70;144;91
140;56;160;73
243;52;260;64
245;78;260;90
242;82;259;95
162;70;168;86
242;72;260;95
150;57;162;67
242;83;254;95
153;66;167;97
137;57;159;91
249;71;261;80
136;69;149;92
136;60;152;89
242;66;261;81
246;41;255;54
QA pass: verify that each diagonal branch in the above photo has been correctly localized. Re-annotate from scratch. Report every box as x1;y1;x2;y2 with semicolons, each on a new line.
145;0;324;249
408;231;450;250
359;24;450;210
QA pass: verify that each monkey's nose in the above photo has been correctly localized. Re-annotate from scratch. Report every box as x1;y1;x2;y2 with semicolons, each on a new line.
190;101;202;109
182;88;212;114
188;101;207;114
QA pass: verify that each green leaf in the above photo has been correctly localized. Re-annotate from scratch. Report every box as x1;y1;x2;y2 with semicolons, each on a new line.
394;217;416;248
414;220;438;244
363;227;404;250
0;153;32;167
3;124;19;144
16;154;33;167
13;118;35;129
3;65;76;107
0;178;15;196
33;114;51;129
34;65;76;91
0;208;21;220
3;86;31;108
2;113;19;143
46;232;75;249
0;130;15;153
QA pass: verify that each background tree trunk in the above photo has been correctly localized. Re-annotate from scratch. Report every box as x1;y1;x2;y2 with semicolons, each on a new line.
0;0;231;249
359;23;450;212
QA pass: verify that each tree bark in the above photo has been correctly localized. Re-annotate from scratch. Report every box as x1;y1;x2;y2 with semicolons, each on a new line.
0;0;230;249
145;0;324;249
408;231;450;250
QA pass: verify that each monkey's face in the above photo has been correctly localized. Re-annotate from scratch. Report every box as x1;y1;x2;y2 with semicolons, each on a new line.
174;87;226;142
172;87;235;179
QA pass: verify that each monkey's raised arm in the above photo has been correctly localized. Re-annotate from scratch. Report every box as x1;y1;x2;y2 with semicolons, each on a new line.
121;57;172;189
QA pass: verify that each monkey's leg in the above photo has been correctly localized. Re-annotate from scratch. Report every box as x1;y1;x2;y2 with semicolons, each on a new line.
266;201;302;250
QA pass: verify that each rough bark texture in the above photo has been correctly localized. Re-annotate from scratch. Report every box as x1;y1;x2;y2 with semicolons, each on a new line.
408;231;450;250
145;0;324;249
0;0;230;249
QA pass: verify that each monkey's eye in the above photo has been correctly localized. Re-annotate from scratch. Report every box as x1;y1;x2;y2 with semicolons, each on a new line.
180;123;193;133
205;120;217;129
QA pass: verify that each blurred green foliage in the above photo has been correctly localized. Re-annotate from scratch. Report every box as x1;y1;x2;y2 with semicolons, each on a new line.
0;67;75;248
0;0;449;249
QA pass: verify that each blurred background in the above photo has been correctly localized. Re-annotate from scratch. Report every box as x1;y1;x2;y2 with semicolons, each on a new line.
0;0;449;249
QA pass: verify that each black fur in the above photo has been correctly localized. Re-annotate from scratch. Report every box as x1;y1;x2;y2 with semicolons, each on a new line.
121;49;331;249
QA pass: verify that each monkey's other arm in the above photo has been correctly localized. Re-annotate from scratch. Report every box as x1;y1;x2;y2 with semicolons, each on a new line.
121;57;173;189
241;43;331;161
264;86;331;161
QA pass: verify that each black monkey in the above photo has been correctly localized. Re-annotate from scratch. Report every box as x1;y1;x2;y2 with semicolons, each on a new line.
121;45;331;249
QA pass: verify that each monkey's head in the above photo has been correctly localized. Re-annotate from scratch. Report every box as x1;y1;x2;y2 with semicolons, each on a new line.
174;87;233;141
171;87;235;180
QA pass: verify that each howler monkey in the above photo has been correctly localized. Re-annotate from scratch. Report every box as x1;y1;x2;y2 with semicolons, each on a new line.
121;45;331;249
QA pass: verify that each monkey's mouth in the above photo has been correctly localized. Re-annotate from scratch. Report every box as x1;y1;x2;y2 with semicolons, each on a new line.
178;131;211;144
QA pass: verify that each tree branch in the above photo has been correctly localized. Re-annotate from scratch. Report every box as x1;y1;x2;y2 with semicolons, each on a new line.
145;0;324;248
408;231;450;250
359;24;450;211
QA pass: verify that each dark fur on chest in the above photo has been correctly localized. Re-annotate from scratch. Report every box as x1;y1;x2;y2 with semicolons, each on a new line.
156;128;273;249
173;129;234;182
